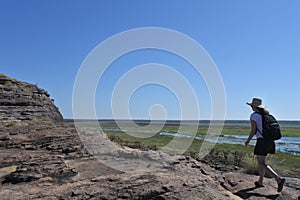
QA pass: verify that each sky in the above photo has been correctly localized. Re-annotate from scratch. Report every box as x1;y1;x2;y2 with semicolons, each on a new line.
1;0;300;120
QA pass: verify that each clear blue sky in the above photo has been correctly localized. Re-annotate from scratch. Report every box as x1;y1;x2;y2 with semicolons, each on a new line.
1;0;299;120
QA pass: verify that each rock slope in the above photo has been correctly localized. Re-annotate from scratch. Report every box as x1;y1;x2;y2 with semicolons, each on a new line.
0;74;63;124
1;125;299;200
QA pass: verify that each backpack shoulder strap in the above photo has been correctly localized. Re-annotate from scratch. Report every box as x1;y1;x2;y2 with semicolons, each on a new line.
254;112;265;135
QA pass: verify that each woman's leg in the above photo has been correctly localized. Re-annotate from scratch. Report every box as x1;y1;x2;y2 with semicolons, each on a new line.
265;165;281;182
256;155;266;184
257;155;282;183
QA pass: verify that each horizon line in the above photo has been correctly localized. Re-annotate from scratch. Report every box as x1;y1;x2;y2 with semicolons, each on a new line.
65;118;300;122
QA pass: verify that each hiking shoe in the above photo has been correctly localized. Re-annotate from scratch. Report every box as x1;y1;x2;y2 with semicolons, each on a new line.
277;178;285;192
254;181;264;188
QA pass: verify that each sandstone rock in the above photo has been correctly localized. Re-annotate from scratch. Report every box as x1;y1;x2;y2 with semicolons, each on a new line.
1;124;299;200
0;74;63;125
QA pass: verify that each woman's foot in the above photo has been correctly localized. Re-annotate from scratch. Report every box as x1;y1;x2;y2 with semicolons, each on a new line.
277;178;285;192
255;181;264;188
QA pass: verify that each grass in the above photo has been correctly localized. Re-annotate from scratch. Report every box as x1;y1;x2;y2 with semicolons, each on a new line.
280;127;300;137
206;143;300;178
98;124;300;178
221;125;300;137
5;121;18;127
6;165;17;175
102;123;300;137
32;116;55;125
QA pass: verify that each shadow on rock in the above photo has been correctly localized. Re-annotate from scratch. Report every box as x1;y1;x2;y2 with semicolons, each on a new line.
234;187;280;199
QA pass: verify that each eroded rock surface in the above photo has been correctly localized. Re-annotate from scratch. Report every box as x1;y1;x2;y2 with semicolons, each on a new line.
0;74;63;124
1;125;299;199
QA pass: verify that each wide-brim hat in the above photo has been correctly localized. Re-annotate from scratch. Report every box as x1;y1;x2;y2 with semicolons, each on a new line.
246;98;266;108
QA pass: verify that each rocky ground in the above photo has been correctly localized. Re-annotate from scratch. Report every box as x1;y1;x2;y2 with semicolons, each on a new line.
0;124;299;200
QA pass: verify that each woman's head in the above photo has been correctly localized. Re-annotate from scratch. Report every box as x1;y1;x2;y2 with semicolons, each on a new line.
247;98;266;108
247;98;269;114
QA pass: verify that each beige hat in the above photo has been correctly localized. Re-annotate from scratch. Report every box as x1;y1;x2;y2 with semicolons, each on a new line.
246;98;266;108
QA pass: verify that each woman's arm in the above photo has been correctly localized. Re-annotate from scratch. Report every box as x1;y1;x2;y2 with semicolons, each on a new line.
245;120;257;146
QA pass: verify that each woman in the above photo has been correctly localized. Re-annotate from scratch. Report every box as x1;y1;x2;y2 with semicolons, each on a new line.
245;98;285;192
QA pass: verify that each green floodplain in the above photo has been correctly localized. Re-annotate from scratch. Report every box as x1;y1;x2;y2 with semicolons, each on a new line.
73;120;300;178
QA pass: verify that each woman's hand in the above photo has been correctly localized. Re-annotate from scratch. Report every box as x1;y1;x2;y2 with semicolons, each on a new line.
245;140;249;146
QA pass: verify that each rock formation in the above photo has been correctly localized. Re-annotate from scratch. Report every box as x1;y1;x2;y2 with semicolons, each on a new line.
1;124;299;199
0;74;63;124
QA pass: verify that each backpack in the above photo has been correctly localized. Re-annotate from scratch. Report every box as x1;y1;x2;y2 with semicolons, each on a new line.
256;113;282;141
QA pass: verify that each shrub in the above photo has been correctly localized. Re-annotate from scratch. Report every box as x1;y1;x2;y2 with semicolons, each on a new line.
241;154;258;175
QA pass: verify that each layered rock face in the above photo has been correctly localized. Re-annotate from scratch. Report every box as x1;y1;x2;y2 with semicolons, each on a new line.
0;74;63;124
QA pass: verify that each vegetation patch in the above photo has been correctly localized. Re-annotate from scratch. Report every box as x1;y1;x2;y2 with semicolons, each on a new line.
6;165;17;175
100;124;300;178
